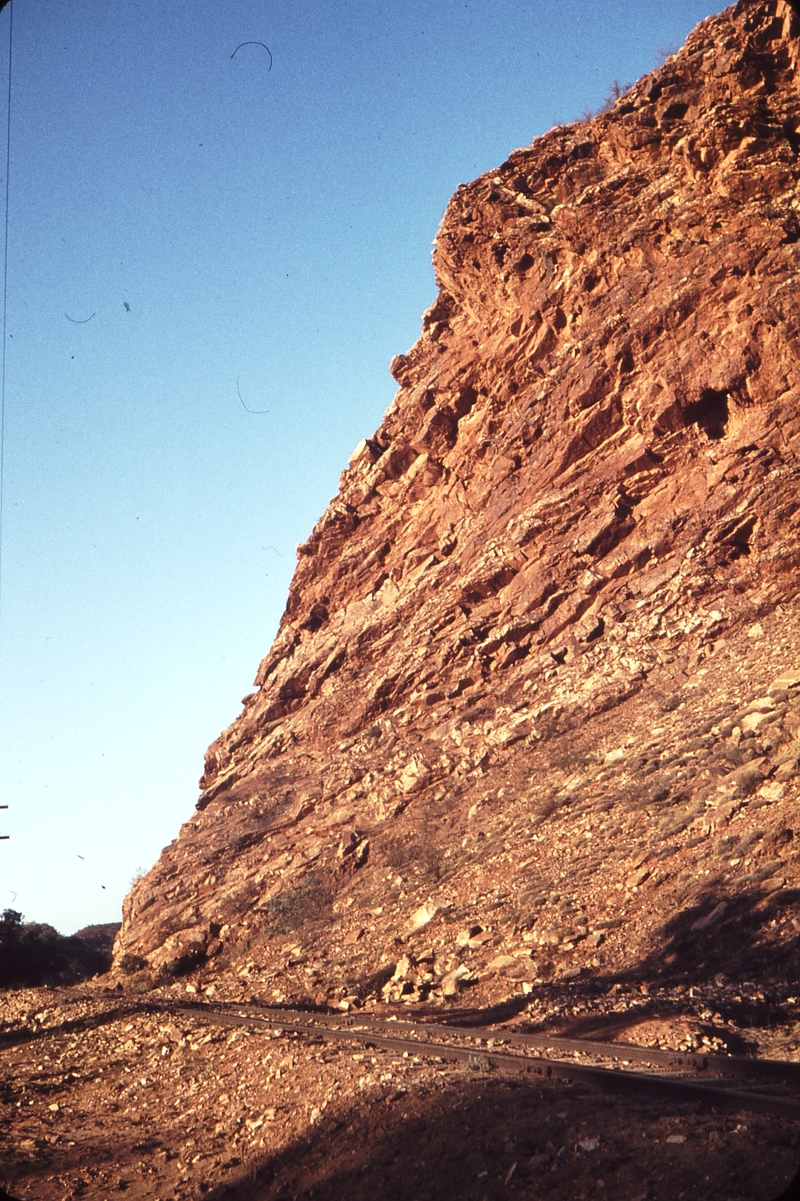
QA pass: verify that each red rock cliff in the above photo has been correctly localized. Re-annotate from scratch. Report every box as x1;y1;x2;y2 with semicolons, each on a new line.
115;1;800;999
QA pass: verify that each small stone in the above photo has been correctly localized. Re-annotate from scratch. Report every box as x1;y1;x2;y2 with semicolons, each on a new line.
389;353;410;382
747;622;764;640
576;1137;601;1153
690;901;727;932
741;711;769;733
456;924;482;948
441;964;470;997
392;955;412;981
498;957;537;981
528;1153;551;1168
401;902;442;940
487;955;519;973
399;759;431;794
769;670;800;693
719;759;767;797
744;696;776;715
575;613;605;643
666;1134;686;1145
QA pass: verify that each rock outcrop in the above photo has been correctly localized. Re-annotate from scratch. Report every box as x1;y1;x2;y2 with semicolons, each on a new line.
116;0;800;1005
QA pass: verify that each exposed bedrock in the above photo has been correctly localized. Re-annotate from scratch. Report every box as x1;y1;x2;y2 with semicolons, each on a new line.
115;2;800;1001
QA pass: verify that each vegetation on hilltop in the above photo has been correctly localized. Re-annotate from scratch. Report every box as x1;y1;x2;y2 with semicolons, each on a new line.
0;909;113;988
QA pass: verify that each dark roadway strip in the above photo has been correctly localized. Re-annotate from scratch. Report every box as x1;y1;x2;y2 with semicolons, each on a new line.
219;1001;800;1087
166;1001;800;1120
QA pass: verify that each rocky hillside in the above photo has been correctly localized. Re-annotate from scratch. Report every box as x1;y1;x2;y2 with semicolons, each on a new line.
116;0;800;1015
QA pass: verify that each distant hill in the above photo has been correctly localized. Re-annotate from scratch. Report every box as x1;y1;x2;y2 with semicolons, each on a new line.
72;922;121;953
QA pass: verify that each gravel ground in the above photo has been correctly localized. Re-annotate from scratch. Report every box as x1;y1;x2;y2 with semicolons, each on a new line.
1;984;798;1201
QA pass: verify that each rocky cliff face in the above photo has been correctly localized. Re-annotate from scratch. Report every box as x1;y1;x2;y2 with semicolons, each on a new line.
116;0;800;1009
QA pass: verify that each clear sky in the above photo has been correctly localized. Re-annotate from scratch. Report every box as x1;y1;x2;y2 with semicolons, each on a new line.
0;0;719;935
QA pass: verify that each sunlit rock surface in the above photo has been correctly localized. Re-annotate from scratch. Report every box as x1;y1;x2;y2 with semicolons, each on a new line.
116;1;800;1010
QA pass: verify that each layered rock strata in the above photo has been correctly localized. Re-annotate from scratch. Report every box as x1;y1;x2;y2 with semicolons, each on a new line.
116;0;800;1001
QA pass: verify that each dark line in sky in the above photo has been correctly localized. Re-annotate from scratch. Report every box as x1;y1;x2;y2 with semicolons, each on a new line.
236;377;270;414
64;312;96;324
231;41;273;70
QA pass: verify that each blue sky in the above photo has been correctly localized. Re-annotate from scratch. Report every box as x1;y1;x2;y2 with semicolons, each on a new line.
0;0;718;934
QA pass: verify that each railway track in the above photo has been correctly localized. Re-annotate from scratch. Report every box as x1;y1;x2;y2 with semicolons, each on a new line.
161;999;800;1119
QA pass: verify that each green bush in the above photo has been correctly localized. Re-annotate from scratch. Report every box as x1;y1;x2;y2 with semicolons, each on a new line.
383;833;443;880
266;875;333;934
117;952;148;975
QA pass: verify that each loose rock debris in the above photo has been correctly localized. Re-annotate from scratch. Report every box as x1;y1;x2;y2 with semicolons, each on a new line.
1;984;799;1200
